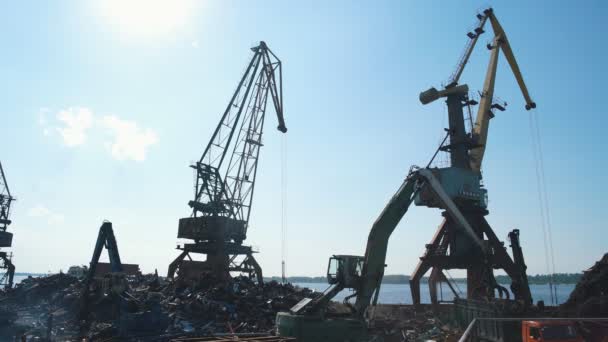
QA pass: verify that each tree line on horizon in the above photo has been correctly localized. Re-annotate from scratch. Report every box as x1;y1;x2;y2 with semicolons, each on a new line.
266;273;582;285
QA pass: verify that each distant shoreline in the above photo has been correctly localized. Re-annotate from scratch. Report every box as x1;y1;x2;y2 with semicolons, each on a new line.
14;273;47;277
265;273;583;285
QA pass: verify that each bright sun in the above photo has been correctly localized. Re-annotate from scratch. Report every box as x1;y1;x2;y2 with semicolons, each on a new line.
96;0;197;38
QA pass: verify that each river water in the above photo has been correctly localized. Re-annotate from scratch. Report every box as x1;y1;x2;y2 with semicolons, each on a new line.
295;282;575;305
13;275;574;305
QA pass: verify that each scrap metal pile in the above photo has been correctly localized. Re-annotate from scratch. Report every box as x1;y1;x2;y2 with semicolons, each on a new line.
0;272;465;341
0;273;316;341
0;273;82;339
368;305;461;341
561;253;608;317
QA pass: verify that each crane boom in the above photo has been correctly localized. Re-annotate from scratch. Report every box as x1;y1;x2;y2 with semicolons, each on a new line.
190;41;286;224
469;10;537;172
469;35;501;172
448;13;489;86
488;12;536;109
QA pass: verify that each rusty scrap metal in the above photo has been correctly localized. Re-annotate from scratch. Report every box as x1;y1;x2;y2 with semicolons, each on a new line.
170;335;295;341
0;272;316;341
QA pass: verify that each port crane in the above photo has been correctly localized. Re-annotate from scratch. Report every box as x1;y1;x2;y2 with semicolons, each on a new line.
168;42;287;285
0;161;15;289
277;8;536;341
411;6;535;309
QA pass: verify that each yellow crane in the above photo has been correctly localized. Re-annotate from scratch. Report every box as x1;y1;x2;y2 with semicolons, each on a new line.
414;7;538;309
454;8;536;172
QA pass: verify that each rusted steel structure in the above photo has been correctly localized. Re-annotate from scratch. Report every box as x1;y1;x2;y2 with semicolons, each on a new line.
168;42;287;284
0;161;15;289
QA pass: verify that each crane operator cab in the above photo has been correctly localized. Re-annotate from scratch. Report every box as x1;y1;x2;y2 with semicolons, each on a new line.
327;255;364;289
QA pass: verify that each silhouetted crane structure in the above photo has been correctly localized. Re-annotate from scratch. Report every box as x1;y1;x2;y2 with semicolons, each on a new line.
168;42;287;285
411;8;536;309
80;221;125;318
0;161;15;289
276;9;539;342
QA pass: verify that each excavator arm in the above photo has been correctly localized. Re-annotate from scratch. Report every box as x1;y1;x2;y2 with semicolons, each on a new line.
288;167;486;317
288;172;420;316
469;10;536;172
80;221;125;318
353;168;486;316
353;170;420;313
85;221;123;283
279;167;495;341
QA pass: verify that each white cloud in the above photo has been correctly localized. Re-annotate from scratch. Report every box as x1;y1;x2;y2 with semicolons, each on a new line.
28;205;65;225
56;107;94;146
38;107;158;162
101;115;159;162
28;205;51;217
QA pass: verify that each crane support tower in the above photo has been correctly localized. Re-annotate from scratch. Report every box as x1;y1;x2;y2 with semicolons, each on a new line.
0;161;15;289
412;7;535;309
168;42;287;285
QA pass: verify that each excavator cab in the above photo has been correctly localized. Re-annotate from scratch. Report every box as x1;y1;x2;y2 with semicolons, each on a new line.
327;255;363;288
277;254;369;341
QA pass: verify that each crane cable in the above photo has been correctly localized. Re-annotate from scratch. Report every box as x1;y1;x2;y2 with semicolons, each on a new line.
528;108;558;305
280;134;287;284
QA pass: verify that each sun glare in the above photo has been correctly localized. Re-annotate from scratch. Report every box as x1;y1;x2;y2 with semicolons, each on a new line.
96;0;196;38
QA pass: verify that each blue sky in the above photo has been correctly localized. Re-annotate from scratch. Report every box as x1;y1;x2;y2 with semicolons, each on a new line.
1;1;606;277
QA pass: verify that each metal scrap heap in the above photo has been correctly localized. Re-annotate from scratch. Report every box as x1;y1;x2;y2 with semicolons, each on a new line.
0;273;317;341
0;273;82;339
367;305;462;341
562;253;608;317
161;276;316;336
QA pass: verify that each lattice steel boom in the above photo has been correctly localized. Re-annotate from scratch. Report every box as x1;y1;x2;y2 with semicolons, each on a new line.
189;41;285;230
168;42;287;284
